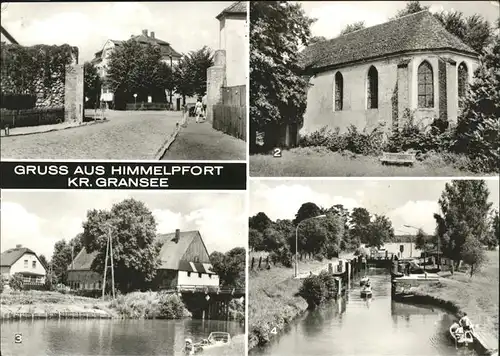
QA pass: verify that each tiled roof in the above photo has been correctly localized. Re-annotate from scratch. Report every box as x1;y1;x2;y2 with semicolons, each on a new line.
119;35;181;58
216;1;247;20
0;247;37;267
68;230;208;272
299;10;477;73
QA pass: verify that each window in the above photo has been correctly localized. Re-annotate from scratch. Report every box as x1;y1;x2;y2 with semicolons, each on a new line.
418;61;434;108
198;273;202;278
209;274;212;279
367;66;378;109
187;272;191;277
194;256;200;263
334;72;343;111
24;260;28;268
32;261;36;269
458;62;468;108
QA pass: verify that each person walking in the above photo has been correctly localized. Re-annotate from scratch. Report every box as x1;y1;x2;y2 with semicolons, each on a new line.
194;98;203;123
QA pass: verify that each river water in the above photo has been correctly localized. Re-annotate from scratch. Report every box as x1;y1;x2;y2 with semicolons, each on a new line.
251;268;478;356
1;318;244;356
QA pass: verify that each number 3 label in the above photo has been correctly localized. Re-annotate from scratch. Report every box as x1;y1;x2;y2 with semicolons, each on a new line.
14;333;22;343
273;148;282;158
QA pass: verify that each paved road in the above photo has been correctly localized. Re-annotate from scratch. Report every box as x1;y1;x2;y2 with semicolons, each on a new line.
1;110;181;160
161;117;246;160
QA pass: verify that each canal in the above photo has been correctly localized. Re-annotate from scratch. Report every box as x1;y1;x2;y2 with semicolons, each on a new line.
251;268;478;356
1;318;244;356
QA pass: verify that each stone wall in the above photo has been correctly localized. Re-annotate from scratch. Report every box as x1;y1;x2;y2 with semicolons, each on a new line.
64;64;84;123
206;50;226;123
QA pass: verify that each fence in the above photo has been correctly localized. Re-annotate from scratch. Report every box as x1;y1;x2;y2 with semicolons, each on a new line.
250;256;271;270
212;85;246;141
125;102;171;111
0;108;64;129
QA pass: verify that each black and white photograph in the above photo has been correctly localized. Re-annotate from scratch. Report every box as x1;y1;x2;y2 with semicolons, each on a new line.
249;1;500;176
247;178;499;356
0;1;247;160
0;190;246;356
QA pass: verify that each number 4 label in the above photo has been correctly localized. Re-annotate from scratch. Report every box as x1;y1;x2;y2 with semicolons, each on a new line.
273;148;282;158
14;333;22;343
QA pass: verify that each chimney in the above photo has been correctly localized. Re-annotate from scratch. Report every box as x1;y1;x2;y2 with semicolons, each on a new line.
172;229;181;243
150;31;155;39
142;29;148;37
15;244;22;248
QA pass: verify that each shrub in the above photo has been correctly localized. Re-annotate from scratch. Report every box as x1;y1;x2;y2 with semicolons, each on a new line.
299;274;326;309
314;253;324;262
0;93;37;110
299;126;347;152
0;107;64;129
344;124;386;156
158;293;189;319
9;273;24;291
317;271;337;299
269;247;293;268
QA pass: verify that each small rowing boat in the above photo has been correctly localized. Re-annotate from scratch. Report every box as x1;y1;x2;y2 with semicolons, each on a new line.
360;285;372;298
449;323;474;346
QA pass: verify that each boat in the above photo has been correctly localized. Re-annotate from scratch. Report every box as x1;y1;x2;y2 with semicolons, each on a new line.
184;332;231;354
360;285;372;298
360;276;370;286
449;323;474;346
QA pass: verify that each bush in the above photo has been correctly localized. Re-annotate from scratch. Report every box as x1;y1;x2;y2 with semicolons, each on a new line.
269;247;293;268
299;274;326;309
9;273;24;291
314;253;324;262
344;124;386;156
317;271;337;299
158;293;189;319
0;107;64;129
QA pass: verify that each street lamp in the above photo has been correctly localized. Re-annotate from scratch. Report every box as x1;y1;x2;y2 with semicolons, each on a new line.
295;214;326;278
133;93;138;109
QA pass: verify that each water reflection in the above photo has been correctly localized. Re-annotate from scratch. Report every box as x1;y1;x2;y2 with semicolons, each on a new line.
251;269;478;356
1;318;244;356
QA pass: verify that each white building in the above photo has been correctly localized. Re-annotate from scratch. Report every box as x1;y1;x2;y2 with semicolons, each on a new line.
0;245;47;284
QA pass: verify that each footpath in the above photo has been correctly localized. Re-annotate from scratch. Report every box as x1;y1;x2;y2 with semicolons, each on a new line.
160;117;246;160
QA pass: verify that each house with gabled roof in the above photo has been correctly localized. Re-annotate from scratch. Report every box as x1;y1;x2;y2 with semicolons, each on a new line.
67;229;219;291
290;10;479;146
0;244;47;284
92;29;183;108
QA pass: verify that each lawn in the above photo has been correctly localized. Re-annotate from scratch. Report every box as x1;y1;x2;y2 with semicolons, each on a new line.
250;147;491;177
1;110;181;160
415;249;499;347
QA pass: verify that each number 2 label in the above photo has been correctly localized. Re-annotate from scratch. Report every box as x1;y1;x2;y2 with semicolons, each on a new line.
273;148;282;158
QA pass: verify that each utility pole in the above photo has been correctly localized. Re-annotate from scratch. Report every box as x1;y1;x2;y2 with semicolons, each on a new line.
109;225;116;300
102;232;110;300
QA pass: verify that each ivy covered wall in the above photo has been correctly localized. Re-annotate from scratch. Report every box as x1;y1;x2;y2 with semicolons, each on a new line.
0;43;78;109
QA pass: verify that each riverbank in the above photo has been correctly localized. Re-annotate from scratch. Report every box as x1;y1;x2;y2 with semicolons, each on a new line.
248;258;338;350
396;250;499;354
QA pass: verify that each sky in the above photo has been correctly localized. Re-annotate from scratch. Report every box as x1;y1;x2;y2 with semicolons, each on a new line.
250;179;500;235
1;191;246;259
0;1;230;62
299;1;499;39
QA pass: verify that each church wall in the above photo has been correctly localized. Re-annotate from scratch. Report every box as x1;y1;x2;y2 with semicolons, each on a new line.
302;50;479;136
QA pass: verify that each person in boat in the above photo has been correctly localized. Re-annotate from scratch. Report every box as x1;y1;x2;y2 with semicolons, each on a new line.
451;321;464;339
459;313;473;332
184;338;194;355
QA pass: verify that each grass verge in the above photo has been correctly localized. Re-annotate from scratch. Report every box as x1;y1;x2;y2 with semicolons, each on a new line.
250;147;491;177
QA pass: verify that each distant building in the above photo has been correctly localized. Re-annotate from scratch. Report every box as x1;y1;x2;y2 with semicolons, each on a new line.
67;229;219;291
362;242;423;260
91;29;183;107
0;244;47;284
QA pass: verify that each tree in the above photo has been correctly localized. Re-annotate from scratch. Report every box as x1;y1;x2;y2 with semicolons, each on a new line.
38;254;49;271
340;21;365;36
158;62;175;105
249;212;273;232
294;202;322;225
350;207;371;245
106;40;166;108
453;33;500;172
173;46;214;103
461;236;487;277
261;226;287;251
82;198;162;293
249;228;264;251
51;237;81;286
250;1;314;151
210;247;246;289
434;180;493;268
84;62;101;109
299;219;328;256
483;209;499;250
392;1;429;19
433;11;491;54
366;215;395;248
309;36;328;45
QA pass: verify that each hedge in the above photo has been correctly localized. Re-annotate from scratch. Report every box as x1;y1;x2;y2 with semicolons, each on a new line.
125;102;171;111
1;108;64;129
